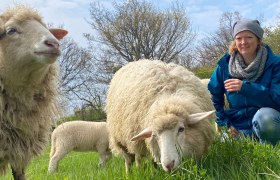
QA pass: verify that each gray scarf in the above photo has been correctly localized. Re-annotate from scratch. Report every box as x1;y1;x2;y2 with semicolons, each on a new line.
229;46;267;82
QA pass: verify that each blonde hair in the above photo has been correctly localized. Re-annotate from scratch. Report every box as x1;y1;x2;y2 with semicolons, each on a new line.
229;38;263;55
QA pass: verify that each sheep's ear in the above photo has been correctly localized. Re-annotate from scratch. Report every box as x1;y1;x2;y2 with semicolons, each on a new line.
130;128;153;141
188;110;215;125
49;28;68;40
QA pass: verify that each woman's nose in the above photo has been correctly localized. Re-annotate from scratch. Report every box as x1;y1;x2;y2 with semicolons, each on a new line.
240;38;247;44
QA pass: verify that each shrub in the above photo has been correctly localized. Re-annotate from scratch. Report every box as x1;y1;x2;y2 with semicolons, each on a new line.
192;66;215;79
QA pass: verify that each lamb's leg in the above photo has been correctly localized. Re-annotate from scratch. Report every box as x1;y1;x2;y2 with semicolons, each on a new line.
48;147;71;173
98;153;107;166
106;151;112;162
97;147;112;166
49;138;56;158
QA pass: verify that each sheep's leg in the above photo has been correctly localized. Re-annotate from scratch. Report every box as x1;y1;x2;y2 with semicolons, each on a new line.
48;147;70;173
11;166;26;180
123;152;135;174
116;142;134;173
135;154;141;169
0;160;9;176
10;158;30;180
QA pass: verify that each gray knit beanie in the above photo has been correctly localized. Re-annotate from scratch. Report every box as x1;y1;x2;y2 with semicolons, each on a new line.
232;19;264;39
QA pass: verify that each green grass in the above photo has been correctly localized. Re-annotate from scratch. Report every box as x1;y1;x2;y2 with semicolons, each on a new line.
3;136;280;180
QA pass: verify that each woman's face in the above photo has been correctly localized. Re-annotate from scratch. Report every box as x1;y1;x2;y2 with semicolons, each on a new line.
235;31;259;58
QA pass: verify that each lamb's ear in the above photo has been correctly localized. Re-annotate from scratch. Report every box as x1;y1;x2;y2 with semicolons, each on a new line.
188;110;215;125
130;128;153;141
49;28;68;40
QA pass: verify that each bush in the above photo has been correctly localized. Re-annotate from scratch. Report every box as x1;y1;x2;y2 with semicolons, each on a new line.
56;108;107;127
192;66;215;79
74;108;107;121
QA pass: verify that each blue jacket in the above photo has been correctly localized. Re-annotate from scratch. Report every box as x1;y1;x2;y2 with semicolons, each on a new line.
208;45;280;130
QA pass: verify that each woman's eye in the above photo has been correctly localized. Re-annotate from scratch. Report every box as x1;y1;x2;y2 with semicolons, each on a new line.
6;28;17;35
178;127;185;133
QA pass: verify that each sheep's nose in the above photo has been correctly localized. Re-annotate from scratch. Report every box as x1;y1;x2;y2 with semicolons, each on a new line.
165;160;175;171
45;39;59;50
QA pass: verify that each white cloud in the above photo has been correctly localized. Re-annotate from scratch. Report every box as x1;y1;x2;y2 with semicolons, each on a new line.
186;5;223;37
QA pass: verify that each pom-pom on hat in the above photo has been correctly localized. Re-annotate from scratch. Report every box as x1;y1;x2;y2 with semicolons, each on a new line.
232;19;264;39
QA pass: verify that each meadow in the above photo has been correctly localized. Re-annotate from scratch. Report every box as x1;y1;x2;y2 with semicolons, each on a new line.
3;134;280;180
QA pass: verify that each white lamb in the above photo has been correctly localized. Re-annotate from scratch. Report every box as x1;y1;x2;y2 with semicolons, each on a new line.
0;5;67;180
106;59;215;173
48;121;112;173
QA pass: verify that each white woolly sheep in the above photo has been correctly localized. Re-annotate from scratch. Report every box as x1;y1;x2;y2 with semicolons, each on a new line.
106;59;215;173
201;78;229;133
201;78;229;109
0;5;67;180
200;78;211;87
48;121;112;173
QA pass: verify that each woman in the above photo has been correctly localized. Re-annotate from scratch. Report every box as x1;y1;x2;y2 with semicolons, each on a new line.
208;19;280;145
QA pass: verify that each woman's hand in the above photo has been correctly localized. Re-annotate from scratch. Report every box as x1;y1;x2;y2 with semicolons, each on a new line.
217;125;239;137
224;79;243;92
228;126;239;137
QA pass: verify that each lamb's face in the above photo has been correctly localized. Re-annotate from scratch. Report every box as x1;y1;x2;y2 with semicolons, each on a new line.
1;19;67;66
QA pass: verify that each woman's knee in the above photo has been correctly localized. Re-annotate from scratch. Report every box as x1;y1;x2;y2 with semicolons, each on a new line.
252;107;280;145
253;108;280;125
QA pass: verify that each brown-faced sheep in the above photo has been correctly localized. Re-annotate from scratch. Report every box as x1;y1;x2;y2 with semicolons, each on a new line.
48;121;112;173
0;5;67;180
106;59;215;173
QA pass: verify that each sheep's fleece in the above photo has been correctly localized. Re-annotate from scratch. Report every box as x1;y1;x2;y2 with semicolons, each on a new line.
48;121;111;173
0;5;67;180
106;59;215;172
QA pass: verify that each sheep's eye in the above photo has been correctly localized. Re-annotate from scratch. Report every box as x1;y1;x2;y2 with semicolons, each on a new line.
178;127;185;133
6;28;17;35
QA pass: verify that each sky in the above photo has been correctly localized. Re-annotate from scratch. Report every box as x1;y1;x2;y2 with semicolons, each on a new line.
1;0;280;48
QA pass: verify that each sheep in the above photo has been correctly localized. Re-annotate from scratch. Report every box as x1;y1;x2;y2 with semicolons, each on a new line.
0;5;67;180
200;78;229;134
201;78;229;109
106;59;215;173
48;121;112;173
200;78;211;87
